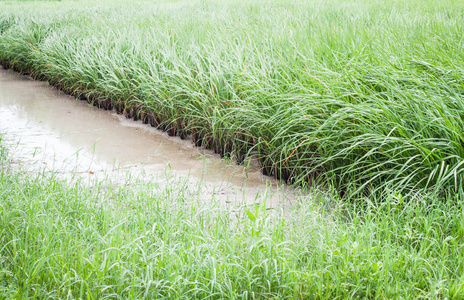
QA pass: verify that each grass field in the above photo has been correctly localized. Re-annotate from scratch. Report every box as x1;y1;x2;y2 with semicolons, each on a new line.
1;0;464;298
1;0;463;197
1;136;464;299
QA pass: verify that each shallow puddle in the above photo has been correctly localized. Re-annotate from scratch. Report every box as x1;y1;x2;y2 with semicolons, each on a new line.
0;65;302;208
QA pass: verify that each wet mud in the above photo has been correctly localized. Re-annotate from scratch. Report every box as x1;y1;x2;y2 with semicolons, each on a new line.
0;65;304;209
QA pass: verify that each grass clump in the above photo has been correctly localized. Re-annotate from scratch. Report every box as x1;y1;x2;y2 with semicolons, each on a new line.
0;0;463;197
0;144;464;298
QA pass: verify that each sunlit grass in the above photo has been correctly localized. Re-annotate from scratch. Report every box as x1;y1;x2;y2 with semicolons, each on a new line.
0;0;463;197
1;140;464;298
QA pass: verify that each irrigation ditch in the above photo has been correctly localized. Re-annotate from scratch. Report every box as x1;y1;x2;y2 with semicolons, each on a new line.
0;60;300;187
0;64;301;211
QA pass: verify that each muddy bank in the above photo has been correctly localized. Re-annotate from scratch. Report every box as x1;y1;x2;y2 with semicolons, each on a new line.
0;65;303;208
0;51;298;185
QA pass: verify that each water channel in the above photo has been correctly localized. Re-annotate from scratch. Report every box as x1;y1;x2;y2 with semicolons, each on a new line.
0;65;303;209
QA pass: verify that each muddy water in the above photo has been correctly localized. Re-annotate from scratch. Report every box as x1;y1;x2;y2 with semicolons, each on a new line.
0;65;301;208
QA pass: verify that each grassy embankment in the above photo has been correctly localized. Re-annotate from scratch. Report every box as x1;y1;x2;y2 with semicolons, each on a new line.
1;0;463;197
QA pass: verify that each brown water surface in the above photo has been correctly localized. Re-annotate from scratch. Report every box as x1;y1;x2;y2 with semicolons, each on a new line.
0;65;301;208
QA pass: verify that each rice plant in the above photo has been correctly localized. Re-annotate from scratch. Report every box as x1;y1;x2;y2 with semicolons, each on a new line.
0;0;463;198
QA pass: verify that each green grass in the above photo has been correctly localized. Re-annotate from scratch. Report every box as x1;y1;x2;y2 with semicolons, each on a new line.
1;1;464;297
1;139;464;299
0;0;463;197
